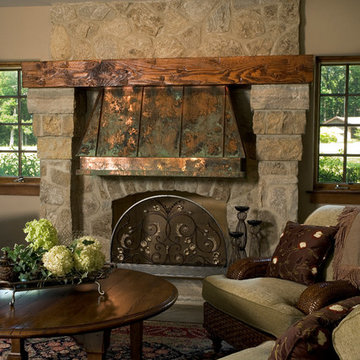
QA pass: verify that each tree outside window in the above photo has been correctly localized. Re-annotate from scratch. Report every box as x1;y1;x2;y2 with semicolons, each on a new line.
0;67;40;178
316;60;360;186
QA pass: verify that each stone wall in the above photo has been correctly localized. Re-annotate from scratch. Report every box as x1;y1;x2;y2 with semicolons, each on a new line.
50;0;300;60
27;0;309;263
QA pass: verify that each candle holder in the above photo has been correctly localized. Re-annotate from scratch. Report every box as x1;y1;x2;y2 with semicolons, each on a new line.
228;206;249;264
247;220;262;258
228;231;245;264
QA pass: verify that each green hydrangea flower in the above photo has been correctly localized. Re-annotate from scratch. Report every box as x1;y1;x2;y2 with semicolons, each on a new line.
42;245;74;277
73;246;105;273
24;219;59;251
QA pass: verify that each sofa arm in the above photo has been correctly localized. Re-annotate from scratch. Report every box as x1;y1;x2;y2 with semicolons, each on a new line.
297;280;360;314
226;257;271;280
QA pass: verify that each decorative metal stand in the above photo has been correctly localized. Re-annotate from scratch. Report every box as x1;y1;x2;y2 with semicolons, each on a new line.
228;206;262;265
228;206;249;263
0;265;113;307
247;220;263;259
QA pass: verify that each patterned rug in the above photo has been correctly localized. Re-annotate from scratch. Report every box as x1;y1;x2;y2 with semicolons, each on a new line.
0;321;236;359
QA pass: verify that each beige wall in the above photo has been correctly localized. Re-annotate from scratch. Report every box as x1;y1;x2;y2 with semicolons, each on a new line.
304;0;360;55
0;195;40;248
0;6;51;61
0;6;50;246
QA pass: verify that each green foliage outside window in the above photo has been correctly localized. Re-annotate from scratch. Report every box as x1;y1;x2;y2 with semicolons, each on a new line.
318;63;360;184
318;156;360;183
320;132;337;144
0;69;39;177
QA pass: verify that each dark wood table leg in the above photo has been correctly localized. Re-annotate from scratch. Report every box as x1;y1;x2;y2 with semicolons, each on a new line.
130;320;143;360
7;339;28;360
73;330;110;360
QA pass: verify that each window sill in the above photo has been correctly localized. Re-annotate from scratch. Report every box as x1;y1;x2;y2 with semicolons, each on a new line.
308;190;360;205
0;178;40;196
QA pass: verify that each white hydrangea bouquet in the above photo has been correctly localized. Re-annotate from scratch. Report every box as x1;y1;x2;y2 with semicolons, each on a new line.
2;219;108;285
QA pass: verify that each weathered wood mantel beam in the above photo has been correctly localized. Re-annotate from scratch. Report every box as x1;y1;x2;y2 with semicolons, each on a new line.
22;55;314;88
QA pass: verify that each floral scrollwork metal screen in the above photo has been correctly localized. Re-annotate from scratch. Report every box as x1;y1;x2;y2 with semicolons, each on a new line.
111;195;227;266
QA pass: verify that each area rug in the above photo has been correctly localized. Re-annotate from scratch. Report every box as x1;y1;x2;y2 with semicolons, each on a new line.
0;321;236;359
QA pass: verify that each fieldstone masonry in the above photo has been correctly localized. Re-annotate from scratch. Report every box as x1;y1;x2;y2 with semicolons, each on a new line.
26;0;310;304
50;0;300;60
28;88;76;241
251;84;309;241
27;82;310;259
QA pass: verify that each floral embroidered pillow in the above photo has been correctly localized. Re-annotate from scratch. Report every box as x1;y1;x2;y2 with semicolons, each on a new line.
268;296;360;360
266;221;338;285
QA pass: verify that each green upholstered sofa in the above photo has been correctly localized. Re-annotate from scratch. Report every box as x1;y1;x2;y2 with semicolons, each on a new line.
202;205;360;353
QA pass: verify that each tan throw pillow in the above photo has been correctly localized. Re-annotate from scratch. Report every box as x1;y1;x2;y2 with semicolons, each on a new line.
266;221;337;285
332;304;360;360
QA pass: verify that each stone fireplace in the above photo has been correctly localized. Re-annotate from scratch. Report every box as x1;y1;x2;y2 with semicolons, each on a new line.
24;0;312;304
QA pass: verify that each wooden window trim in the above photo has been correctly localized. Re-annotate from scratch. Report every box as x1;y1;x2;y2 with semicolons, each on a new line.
309;190;360;205
312;56;360;204
0;177;39;196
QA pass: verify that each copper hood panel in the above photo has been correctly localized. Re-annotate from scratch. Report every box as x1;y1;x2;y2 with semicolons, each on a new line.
77;85;248;178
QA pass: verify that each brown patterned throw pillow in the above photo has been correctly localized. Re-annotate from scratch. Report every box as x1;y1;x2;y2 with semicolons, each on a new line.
268;296;360;360
266;221;337;285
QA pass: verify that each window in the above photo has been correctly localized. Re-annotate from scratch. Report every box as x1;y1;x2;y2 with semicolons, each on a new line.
0;64;39;195
315;57;360;192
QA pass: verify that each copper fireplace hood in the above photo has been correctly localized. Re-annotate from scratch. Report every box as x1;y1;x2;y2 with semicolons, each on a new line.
21;55;314;178
76;85;248;177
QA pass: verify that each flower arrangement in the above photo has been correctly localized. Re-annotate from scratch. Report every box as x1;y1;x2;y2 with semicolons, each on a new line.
2;219;106;284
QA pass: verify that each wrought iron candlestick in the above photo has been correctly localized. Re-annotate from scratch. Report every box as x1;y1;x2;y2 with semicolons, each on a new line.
228;231;244;264
228;206;249;263
247;220;263;258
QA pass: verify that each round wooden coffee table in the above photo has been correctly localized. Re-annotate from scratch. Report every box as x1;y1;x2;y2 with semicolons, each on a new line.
0;268;178;360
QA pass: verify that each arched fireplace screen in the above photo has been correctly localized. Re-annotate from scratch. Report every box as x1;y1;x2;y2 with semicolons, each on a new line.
111;195;227;267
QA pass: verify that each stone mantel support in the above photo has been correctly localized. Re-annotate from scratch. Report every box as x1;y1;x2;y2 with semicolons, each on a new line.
251;84;309;239
28;88;76;241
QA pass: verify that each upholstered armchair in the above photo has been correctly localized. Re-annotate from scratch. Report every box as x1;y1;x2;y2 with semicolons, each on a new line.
202;205;360;352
